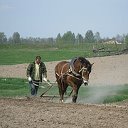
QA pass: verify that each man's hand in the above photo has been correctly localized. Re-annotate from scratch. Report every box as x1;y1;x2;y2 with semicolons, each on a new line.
43;77;47;82
28;76;32;82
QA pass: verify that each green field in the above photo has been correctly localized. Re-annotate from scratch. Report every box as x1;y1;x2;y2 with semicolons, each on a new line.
0;78;128;104
0;78;59;97
0;43;122;65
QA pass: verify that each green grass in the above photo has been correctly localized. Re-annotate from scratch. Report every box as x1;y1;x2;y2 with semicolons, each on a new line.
0;43;123;65
0;78;59;97
0;78;128;104
0;78;29;97
0;49;91;65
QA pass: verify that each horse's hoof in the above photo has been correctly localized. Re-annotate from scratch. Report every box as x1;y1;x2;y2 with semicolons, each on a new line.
59;99;64;103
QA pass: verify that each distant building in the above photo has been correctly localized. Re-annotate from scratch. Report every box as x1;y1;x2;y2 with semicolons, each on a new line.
103;39;121;44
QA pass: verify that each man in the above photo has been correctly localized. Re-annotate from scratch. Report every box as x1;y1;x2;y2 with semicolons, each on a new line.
27;56;47;96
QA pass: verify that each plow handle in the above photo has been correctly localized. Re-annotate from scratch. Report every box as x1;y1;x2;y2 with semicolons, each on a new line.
40;84;53;97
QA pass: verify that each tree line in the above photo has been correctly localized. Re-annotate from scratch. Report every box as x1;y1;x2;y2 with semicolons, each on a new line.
0;30;128;47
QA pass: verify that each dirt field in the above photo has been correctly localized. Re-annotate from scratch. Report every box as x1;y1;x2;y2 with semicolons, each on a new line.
0;54;128;128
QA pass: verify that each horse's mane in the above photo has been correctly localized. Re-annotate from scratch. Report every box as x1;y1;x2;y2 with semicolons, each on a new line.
78;57;92;73
77;57;90;65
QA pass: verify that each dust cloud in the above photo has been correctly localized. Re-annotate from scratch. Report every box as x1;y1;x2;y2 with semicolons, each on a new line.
65;85;123;104
78;85;123;104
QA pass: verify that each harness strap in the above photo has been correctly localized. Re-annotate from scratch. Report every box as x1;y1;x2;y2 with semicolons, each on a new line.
69;57;81;77
67;73;83;80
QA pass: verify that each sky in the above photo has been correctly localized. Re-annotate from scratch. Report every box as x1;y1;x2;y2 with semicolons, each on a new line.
0;0;128;38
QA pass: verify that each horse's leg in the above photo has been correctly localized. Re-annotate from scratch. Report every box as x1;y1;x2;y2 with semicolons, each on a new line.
58;87;65;103
72;92;77;103
68;81;77;103
57;79;65;103
60;84;68;103
61;91;65;103
59;83;69;103
57;81;63;103
72;85;80;103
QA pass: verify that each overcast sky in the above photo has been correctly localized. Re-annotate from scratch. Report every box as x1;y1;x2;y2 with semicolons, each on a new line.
0;0;128;38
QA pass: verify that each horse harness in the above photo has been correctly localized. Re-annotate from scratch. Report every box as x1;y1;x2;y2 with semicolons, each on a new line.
56;57;89;81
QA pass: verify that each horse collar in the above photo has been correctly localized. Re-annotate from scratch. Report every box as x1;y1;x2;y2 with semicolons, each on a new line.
69;57;81;77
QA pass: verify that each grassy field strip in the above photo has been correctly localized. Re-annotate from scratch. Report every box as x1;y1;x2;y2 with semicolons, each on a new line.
0;78;128;104
0;43;123;65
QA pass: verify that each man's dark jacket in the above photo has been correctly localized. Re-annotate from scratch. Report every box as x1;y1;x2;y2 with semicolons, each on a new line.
27;61;47;82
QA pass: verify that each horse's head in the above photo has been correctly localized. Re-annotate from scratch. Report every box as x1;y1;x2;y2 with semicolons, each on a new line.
76;57;93;85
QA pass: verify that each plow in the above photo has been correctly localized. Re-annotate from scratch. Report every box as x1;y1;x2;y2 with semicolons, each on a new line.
25;80;73;101
38;80;72;101
40;80;54;97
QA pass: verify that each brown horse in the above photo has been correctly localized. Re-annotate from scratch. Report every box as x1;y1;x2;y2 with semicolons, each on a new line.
55;57;93;103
